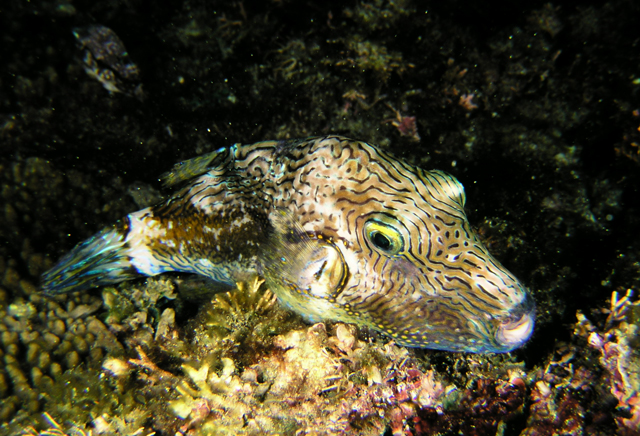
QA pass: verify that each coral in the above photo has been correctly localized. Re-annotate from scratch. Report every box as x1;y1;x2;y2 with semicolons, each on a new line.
583;290;640;435
343;0;414;32
527;3;564;38
517;289;640;436
521;377;591;436
109;281;529;436
458;94;478;111
23;412;91;436
23;411;154;436
334;38;410;83
165;319;454;435
0;285;125;426
1;0;640;434
415;375;526;436
614;109;640;166
272;40;321;87
189;278;301;361
383;104;420;142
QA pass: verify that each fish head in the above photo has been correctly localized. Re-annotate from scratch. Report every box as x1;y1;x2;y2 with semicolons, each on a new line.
264;137;534;353
340;168;535;353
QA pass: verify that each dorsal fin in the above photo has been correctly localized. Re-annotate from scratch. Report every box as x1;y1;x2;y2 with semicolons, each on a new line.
160;147;230;188
428;170;467;208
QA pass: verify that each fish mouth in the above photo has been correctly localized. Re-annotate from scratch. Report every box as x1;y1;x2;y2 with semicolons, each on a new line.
495;293;536;351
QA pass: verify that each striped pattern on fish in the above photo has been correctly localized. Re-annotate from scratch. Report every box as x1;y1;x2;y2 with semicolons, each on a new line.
42;135;534;353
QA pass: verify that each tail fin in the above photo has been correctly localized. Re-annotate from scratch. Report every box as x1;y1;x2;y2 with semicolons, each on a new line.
41;225;140;295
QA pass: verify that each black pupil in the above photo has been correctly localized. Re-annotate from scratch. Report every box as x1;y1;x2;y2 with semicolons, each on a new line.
371;231;392;250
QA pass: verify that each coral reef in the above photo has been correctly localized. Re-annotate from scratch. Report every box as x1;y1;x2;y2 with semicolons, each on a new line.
1;0;639;434
583;291;640;434
101;279;529;436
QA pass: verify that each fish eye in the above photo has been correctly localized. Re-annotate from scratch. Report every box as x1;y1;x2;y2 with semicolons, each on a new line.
364;219;404;255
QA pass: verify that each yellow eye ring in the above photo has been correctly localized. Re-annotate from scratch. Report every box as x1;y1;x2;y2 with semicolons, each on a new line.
364;219;404;255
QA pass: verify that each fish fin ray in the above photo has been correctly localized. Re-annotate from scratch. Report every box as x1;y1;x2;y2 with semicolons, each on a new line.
41;226;140;295
160;147;231;188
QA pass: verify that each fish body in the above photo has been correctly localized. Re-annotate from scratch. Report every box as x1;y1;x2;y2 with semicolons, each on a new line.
73;25;144;99
42;136;534;353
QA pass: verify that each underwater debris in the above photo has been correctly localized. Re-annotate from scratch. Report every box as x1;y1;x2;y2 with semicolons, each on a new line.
72;25;144;99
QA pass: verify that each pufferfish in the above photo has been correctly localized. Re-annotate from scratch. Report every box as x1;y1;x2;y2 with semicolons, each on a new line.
42;135;535;353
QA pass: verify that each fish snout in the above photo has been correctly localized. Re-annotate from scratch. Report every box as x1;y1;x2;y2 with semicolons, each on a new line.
494;292;535;351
